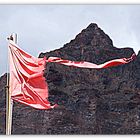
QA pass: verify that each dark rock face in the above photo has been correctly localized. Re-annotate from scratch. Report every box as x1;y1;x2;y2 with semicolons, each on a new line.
0;74;6;134
0;23;140;134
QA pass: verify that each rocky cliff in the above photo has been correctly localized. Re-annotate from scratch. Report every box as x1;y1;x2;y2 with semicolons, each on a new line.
0;23;140;134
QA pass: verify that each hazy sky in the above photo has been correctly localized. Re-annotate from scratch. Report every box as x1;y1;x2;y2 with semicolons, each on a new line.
0;5;140;76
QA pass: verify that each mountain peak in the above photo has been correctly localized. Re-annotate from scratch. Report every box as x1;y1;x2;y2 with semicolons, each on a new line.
65;23;113;47
85;23;98;30
39;23;134;63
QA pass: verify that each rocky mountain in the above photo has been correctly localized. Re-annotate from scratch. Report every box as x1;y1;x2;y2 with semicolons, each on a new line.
0;23;140;134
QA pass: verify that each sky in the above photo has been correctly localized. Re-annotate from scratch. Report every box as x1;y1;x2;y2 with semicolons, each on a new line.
0;4;140;76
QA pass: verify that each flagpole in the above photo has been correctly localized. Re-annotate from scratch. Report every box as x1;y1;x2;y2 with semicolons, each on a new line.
6;33;17;135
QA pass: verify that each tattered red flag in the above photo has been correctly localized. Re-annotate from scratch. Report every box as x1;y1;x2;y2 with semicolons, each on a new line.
47;54;136;69
9;40;56;109
9;40;136;110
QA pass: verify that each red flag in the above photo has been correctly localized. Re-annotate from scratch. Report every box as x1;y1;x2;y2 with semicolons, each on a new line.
9;40;136;110
9;41;56;109
47;53;136;69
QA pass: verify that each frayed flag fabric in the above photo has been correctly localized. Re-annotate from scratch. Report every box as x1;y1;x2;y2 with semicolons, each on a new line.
47;54;136;69
9;40;56;109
